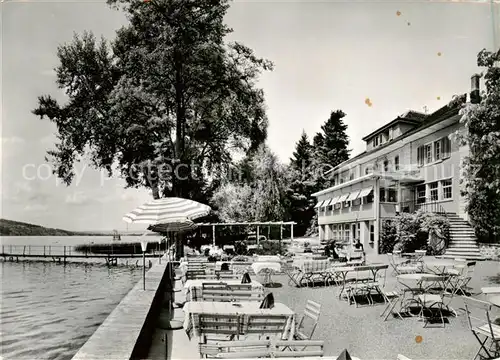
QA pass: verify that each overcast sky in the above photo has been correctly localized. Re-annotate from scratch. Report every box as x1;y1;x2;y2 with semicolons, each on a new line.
1;0;498;231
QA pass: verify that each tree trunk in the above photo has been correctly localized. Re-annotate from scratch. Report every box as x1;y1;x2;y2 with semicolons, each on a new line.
174;50;185;199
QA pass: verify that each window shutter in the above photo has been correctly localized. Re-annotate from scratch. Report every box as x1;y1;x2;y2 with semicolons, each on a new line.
442;137;451;158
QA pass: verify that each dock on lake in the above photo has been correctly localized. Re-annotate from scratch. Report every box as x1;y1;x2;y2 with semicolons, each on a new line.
1;244;163;266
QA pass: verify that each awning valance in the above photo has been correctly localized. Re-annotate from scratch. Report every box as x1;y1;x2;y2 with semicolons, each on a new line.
359;186;373;198
346;189;361;201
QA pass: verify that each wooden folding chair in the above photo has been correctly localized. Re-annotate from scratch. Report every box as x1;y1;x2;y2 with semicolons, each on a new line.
346;266;374;307
198;314;241;343
243;314;289;340
463;296;500;360
273;340;324;357
200;340;271;358
380;289;403;321
294;300;321;340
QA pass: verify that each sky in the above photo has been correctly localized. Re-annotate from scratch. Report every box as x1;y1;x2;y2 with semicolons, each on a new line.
1;0;498;232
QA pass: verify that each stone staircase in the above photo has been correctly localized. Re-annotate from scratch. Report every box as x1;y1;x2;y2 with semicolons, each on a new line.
442;213;484;260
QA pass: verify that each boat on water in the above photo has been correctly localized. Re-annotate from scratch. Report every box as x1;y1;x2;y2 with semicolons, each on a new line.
112;230;121;241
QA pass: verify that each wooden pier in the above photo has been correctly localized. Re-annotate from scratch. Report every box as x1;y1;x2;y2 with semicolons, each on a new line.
1;245;161;266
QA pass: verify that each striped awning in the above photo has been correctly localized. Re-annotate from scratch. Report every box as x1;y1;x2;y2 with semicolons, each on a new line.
359;186;374;198
337;193;349;203
329;195;340;205
346;189;361;201
314;200;325;209
123;197;211;224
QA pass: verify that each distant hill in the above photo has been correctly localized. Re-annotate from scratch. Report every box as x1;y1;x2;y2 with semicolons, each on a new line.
0;219;159;236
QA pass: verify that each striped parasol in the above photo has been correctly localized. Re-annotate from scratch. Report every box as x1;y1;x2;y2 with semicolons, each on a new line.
122;197;211;224
148;218;198;234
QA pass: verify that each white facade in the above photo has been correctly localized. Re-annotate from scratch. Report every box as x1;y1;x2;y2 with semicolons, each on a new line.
312;108;468;254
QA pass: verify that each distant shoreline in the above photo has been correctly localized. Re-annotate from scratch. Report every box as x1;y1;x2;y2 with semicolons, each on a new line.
0;218;154;237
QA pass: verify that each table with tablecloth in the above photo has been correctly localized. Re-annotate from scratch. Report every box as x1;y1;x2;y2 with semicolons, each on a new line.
251;262;282;286
287;259;333;287
255;255;282;263
183;301;295;340
183;279;263;301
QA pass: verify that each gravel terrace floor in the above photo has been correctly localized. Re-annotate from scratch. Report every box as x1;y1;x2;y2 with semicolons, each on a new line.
153;255;500;360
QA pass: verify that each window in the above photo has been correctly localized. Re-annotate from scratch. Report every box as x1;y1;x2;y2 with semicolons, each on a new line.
417;185;426;204
417;137;452;166
379;188;387;202
344;224;350;242
383;160;390;172
352;198;362;206
369;225;374;244
429;182;439;201
373;137;379;147
379;134;383;145
442;179;452;199
387;188;398;202
425;144;432;164
357;223;361;240
434;140;441;160
365;191;374;203
394;156;400;171
349;173;354;181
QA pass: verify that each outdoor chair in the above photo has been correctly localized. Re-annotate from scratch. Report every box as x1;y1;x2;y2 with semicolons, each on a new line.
198;314;241;343
243;314;289;340
294;300;321;340
463;296;500;360
445;260;475;296
201;288;264;302
346;266;374;307
274;340;324;357
199;340;271;358
416;275;457;328
380;289;403;321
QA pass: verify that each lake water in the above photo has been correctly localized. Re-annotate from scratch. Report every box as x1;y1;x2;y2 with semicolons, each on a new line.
0;236;160;360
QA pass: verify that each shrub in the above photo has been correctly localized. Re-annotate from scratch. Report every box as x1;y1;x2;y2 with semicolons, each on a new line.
383;210;450;254
379;220;398;254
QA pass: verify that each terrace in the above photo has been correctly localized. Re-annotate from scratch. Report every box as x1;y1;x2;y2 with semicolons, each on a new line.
148;252;500;360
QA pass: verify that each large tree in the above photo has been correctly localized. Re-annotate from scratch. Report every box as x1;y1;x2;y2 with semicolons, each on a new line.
454;48;500;243
33;0;272;200
211;145;290;222
287;131;316;236
312;110;351;187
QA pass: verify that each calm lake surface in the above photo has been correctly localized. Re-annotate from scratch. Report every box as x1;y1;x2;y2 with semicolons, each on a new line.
0;236;158;360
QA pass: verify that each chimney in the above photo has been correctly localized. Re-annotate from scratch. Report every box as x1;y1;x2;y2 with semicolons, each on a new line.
470;74;481;104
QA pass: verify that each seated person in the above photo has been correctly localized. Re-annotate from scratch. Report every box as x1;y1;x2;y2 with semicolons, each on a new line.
354;239;364;251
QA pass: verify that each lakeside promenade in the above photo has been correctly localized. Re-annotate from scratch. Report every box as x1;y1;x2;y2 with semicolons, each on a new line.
71;256;171;360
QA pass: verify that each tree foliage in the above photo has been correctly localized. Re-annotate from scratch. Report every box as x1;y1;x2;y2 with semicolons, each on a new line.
288;131;316;235
453;48;500;243
312;110;351;186
211;145;290;222
33;0;272;200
